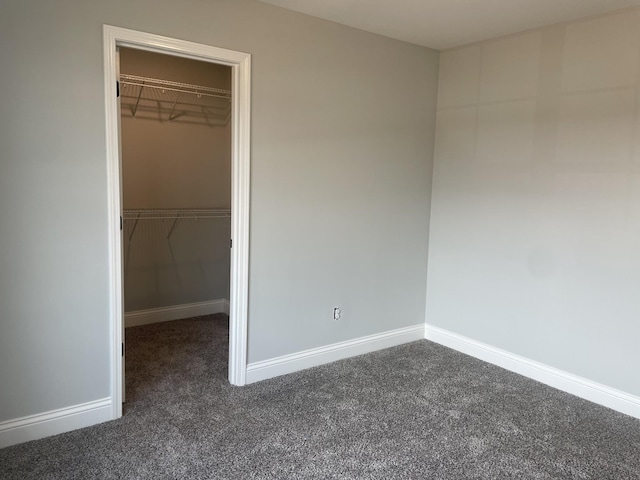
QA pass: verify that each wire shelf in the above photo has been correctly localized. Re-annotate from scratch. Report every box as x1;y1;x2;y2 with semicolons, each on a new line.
119;74;231;126
123;208;231;220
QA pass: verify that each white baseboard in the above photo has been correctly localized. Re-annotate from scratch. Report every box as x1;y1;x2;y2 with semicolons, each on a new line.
424;324;640;420
0;398;112;449
246;324;424;384
125;299;230;328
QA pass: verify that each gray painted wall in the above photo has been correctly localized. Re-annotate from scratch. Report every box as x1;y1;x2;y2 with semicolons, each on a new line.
427;9;640;396
0;0;438;421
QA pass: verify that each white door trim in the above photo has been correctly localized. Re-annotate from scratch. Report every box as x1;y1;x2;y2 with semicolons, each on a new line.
103;25;251;419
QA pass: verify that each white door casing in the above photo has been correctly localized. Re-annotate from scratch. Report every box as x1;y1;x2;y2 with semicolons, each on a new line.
103;25;251;419
115;46;125;403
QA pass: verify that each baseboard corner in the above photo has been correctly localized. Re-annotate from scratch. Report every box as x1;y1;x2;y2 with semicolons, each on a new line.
424;323;640;420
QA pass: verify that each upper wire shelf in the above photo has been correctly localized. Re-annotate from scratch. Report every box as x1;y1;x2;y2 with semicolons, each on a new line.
119;74;231;126
123;208;231;242
123;208;231;220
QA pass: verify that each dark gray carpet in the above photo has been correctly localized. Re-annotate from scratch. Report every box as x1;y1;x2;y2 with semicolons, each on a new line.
1;314;639;479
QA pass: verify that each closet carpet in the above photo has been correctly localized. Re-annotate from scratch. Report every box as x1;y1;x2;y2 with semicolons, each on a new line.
1;314;639;479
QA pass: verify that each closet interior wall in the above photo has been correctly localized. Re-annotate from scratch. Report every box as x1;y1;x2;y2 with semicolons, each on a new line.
120;48;232;313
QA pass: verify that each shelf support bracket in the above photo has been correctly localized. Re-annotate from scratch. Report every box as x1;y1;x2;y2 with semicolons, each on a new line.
128;212;140;244
167;212;181;240
168;94;181;121
131;84;145;117
201;106;211;127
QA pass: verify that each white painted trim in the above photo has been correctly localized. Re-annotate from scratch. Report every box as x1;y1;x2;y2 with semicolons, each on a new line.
0;398;112;449
228;41;251;388
425;324;640;420
125;299;230;328
103;25;252;423
103;26;123;420
246;324;424;384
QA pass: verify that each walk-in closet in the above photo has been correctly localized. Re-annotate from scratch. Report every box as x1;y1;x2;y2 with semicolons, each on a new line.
119;48;232;391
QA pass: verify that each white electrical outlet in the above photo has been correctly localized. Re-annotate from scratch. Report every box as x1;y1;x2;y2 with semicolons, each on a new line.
333;307;341;321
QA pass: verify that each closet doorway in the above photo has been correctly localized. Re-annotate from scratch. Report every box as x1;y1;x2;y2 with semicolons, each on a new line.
104;26;251;420
120;47;232;402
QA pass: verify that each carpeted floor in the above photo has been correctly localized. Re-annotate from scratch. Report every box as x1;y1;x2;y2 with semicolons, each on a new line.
1;314;639;479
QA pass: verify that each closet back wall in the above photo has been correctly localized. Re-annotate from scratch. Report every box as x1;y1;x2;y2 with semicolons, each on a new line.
120;48;231;311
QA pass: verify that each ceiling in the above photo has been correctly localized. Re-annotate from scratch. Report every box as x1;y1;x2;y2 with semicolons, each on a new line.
257;0;640;50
